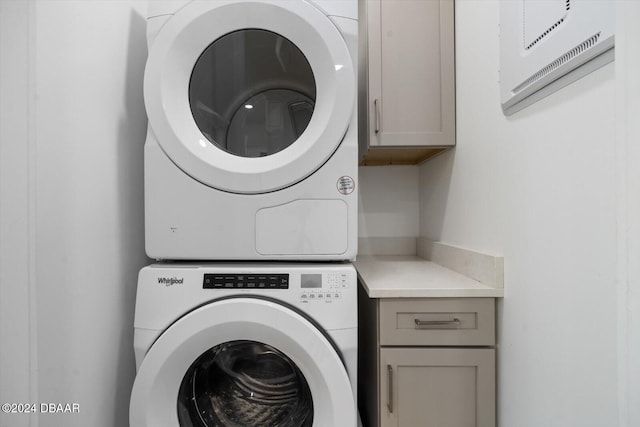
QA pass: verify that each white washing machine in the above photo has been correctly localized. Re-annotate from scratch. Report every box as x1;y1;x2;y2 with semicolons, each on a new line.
144;0;358;261
130;263;358;426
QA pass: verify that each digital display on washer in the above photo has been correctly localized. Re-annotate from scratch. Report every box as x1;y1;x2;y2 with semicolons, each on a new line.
301;274;322;288
203;274;289;289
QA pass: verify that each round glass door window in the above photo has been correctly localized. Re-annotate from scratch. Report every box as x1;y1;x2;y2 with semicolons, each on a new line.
177;340;314;426
190;30;316;158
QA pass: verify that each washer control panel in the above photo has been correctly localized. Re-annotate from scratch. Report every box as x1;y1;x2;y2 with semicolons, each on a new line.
300;272;349;304
199;270;352;306
203;274;289;289
300;290;343;302
327;272;349;289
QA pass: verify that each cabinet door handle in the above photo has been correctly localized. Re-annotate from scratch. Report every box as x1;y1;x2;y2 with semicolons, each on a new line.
387;364;393;413
374;98;381;134
414;318;461;328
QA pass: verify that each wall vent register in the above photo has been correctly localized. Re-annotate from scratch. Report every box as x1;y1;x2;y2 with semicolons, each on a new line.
500;0;614;115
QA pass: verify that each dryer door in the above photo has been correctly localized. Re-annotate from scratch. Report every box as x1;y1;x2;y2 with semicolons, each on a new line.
145;0;355;194
130;298;356;427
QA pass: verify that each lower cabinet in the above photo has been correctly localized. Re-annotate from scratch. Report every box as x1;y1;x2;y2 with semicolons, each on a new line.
380;348;495;427
358;288;497;427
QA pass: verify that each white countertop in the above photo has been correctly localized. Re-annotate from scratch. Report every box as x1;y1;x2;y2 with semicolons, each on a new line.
355;255;504;298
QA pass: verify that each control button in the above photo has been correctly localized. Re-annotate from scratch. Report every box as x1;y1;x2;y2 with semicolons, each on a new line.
204;274;227;289
247;282;256;288
301;293;308;299
257;282;267;288
236;282;245;288
325;292;332;299
333;292;341;299
309;293;316;299
317;293;324;300
224;283;234;288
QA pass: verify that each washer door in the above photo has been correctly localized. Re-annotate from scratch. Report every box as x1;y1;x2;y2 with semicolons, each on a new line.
130;298;356;427
145;0;355;194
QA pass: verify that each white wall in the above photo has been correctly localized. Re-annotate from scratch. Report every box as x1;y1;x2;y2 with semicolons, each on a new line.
616;2;640;425
0;1;149;426
1;0;33;419
358;165;419;238
419;1;620;425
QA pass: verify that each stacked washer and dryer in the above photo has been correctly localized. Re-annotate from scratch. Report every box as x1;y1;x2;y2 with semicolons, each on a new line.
130;1;360;426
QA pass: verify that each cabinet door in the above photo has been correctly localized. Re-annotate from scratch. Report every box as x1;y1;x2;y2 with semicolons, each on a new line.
367;0;455;148
380;348;495;427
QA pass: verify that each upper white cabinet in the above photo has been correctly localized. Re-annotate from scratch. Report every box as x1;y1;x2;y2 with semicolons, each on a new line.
359;0;456;165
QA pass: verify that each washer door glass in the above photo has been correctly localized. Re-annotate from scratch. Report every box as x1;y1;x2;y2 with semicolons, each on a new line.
190;30;316;158
177;340;313;426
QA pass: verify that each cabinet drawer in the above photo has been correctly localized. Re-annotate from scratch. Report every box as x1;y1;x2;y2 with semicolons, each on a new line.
379;298;495;346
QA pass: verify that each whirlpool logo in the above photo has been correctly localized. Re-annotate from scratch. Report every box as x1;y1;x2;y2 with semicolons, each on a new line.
157;277;184;287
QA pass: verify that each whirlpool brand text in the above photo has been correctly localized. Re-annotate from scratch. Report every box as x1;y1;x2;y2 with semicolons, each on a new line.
157;277;184;286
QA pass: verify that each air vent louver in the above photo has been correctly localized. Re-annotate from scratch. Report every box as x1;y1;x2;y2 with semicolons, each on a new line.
526;17;566;50
513;33;600;94
500;0;614;115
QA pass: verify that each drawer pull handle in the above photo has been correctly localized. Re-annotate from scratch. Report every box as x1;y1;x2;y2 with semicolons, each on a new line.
414;318;461;328
387;364;393;413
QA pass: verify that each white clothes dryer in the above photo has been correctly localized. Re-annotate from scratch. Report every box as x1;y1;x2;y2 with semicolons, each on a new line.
143;0;358;260
130;263;359;427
